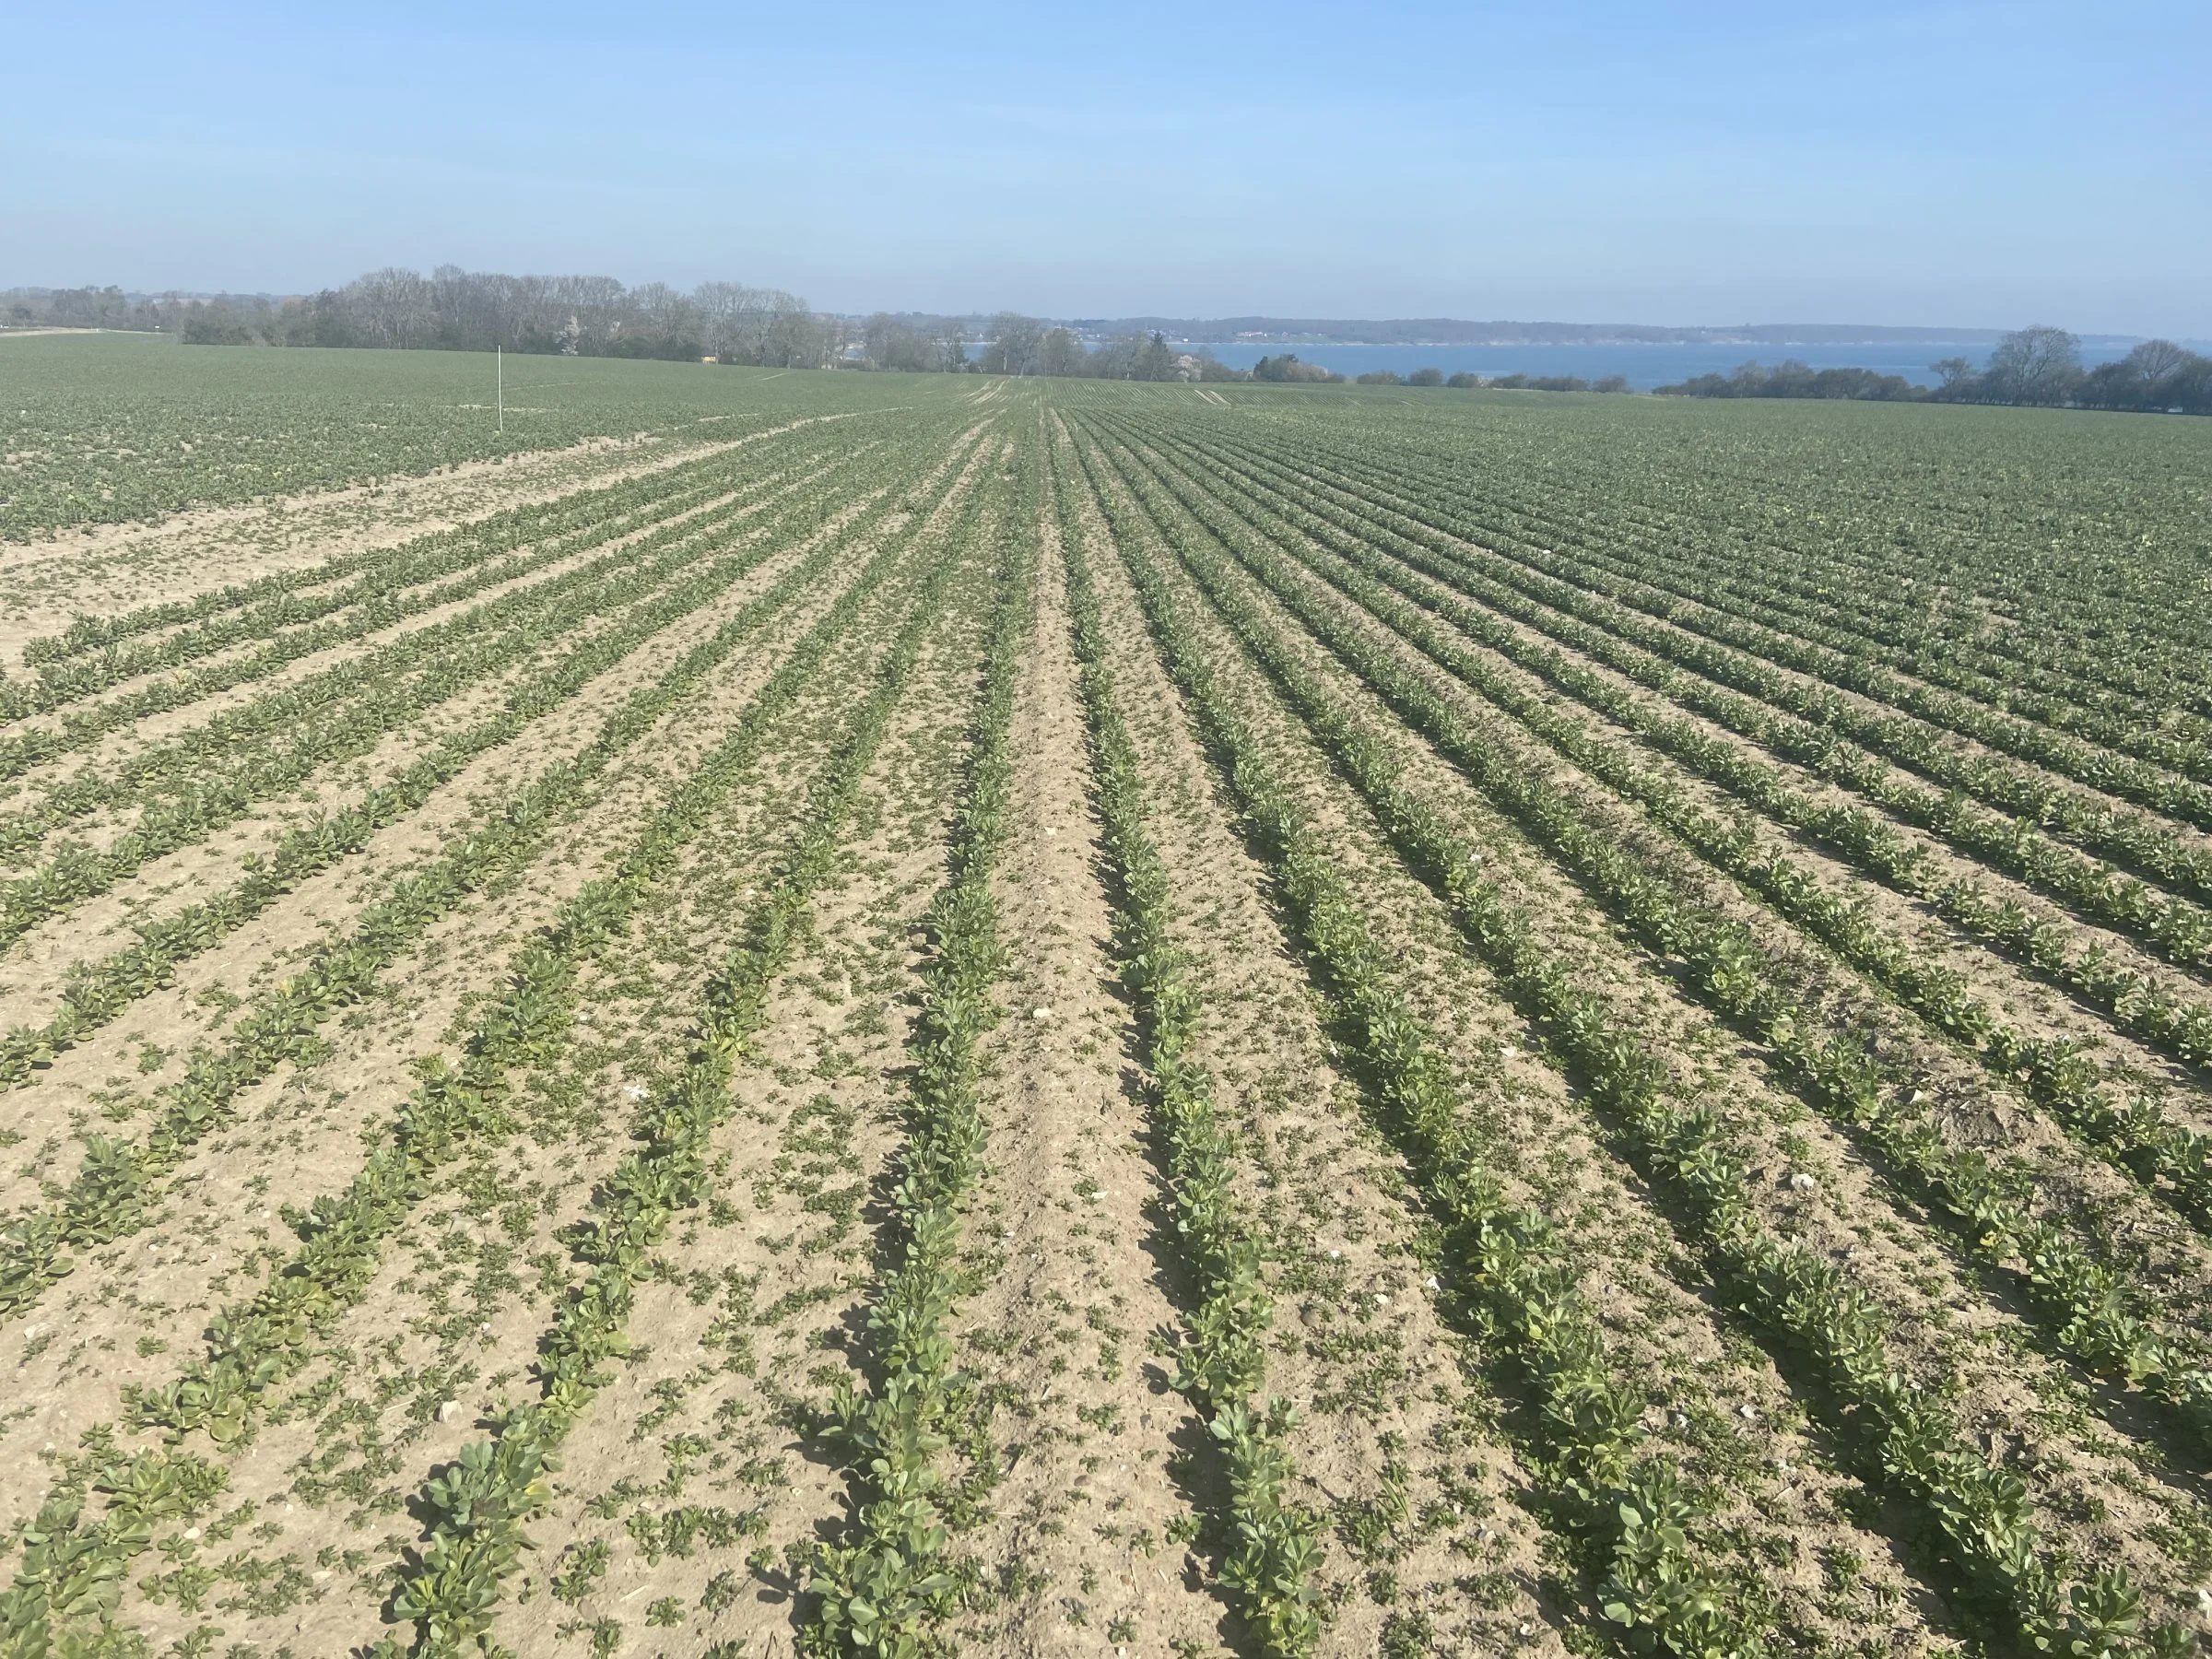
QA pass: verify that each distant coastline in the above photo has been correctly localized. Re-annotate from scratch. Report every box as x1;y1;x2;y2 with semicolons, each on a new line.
1062;317;2149;350
1180;338;2145;392
9;287;2183;355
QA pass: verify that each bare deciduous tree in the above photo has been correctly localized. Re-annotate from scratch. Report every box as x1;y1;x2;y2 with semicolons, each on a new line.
981;313;1043;375
1983;324;2081;404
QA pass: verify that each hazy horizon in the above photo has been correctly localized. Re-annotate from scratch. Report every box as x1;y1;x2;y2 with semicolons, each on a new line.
5;0;2205;338
4;292;2173;344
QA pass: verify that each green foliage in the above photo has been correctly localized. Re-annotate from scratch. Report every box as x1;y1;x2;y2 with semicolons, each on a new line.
1071;406;2197;1658
379;434;1001;1658
2;441;947;1328
5;364;2208;1659
805;456;1032;1659
1081;436;1760;1659
0;333;928;538
1057;452;1322;1656
0;443;872;1094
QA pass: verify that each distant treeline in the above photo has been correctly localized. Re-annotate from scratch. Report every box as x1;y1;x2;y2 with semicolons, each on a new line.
1656;327;2212;415
12;284;2203;412
284;269;837;364
4;272;838;365
4;285;284;338
865;313;1233;380
3;276;1230;380
1325;362;1634;394
1248;353;1342;382
6;292;2021;356
1069;315;2016;347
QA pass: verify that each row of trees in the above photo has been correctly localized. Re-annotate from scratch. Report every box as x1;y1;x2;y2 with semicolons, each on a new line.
1936;328;2211;412
859;312;1232;380
16;287;2199;413
1343;365;1632;393
4;272;840;365
3;282;1226;380
1660;328;2211;414
289;268;834;364
1653;362;1925;402
4;286;287;340
1251;353;1344;382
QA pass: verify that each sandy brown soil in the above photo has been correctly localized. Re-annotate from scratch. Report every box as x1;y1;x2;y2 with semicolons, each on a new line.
0;410;879;665
0;478;918;1221
0;445;847;800
0;420;1010;1659
1128;438;2212;1313
941;477;1238;1655
112;526;991;1659
0;470;965;1465
1073;418;2212;1642
1066;449;1582;1659
0;459;881;1021
9;390;2211;1659
1077;428;1961;1653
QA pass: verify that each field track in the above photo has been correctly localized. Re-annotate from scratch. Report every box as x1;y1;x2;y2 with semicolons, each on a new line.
3;347;2211;1659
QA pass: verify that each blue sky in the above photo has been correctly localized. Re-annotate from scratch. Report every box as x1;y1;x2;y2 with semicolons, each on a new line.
4;0;2206;335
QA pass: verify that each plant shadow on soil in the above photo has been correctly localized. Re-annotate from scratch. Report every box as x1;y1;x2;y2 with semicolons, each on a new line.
1080;814;1378;1658
1200;780;1980;1653
1639;930;2212;1505
1849;1155;2212;1524
1197;730;2212;1652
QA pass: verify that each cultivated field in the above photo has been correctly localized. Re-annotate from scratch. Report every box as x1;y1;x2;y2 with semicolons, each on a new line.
3;337;2212;1659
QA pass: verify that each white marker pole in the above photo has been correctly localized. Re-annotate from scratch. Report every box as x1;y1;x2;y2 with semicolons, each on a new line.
497;345;503;436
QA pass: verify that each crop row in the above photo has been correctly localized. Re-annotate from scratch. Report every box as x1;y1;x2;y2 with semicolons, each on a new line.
0;454;863;952
10;411;871;671
15;449;712;684
1051;433;1323;1656
1178;428;2212;1079
0;434;860;790
2;432;997;1659
0;449;838;867
0;466;871;1093
0;441;759;725
1074;432;1769;1658
1199;431;2212;994
1556;428;2210;695
1272;433;2212;841
0;1437;233;1654
1193;430;2212;915
1073;418;2192;1658
1269;394;2207;689
1104;427;2212;1464
2;434;824;831
381;461;994;1659
0;440;948;1095
0;336;887;537
1500;475;2212;787
1123;429;2212;1222
803;459;1030;1659
0;429;989;1326
1419;448;2212;774
1277;420;2212;795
